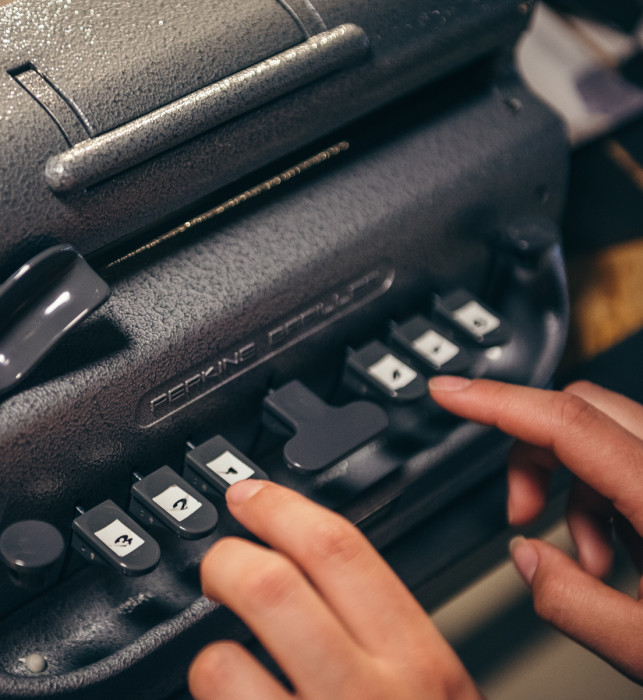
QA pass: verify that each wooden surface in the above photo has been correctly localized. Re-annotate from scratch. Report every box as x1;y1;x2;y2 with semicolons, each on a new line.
563;237;643;372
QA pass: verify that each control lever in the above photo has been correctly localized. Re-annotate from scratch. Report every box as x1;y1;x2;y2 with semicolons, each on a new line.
0;244;110;395
263;380;388;473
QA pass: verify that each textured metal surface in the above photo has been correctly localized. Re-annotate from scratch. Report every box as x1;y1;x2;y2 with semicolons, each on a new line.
11;68;89;145
0;0;533;278
276;0;327;35
44;24;369;192
1;0;301;134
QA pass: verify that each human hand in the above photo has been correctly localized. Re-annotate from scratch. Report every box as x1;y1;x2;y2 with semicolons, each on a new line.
189;479;483;699
429;376;643;683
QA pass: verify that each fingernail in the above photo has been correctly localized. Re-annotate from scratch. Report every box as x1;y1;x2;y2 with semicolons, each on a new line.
226;479;268;505
509;536;539;586
428;375;472;392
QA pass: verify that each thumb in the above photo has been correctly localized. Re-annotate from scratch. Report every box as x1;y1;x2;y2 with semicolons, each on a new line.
510;536;643;683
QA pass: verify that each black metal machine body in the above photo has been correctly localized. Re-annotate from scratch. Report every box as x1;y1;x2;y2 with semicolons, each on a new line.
0;0;569;697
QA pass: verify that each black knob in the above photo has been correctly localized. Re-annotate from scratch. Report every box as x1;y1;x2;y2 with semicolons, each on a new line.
0;520;65;589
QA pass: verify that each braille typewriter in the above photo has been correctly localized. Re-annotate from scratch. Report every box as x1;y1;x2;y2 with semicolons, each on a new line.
0;0;569;697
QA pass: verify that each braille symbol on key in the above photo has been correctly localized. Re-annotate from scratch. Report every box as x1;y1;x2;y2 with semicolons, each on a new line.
203;448;258;486
114;534;133;547
172;498;188;511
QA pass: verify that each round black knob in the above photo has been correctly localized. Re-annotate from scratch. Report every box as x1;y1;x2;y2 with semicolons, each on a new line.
0;520;65;589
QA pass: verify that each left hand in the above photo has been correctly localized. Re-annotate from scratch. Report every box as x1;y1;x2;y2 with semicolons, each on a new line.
428;376;643;683
188;480;482;700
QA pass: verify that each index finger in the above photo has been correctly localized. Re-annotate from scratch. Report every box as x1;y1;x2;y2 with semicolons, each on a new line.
223;480;453;660
429;377;643;533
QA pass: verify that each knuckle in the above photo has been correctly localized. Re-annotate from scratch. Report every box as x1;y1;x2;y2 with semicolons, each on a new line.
532;574;570;624
555;393;597;435
188;641;241;696
410;649;466;696
400;655;438;693
241;555;298;609
433;665;477;700
377;649;472;700
309;516;364;567
202;536;238;568
199;537;241;596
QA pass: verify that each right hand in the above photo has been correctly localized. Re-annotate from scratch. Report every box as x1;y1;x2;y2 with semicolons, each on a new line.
429;376;643;683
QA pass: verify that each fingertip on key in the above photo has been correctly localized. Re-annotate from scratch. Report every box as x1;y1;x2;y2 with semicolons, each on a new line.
226;479;269;505
428;375;472;392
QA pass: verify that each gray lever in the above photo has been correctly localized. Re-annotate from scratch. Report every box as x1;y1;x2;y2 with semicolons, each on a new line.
0;244;110;395
263;380;388;474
